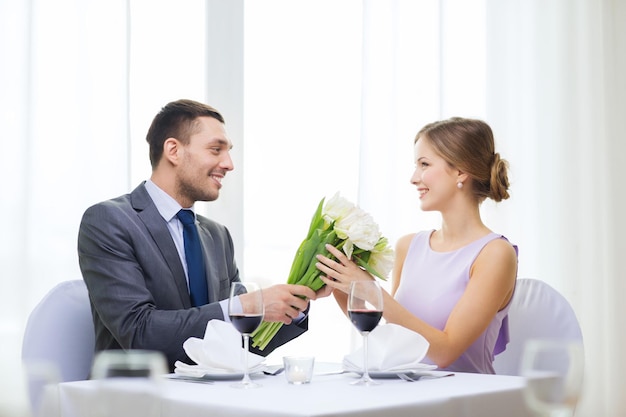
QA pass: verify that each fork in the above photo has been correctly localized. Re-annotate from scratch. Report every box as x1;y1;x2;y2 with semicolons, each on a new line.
397;372;454;382
166;375;215;384
397;373;422;382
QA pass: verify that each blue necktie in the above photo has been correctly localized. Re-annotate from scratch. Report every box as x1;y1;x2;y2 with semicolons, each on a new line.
177;209;209;306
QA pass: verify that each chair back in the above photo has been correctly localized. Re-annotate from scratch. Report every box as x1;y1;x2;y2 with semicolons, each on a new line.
21;280;95;412
493;278;583;375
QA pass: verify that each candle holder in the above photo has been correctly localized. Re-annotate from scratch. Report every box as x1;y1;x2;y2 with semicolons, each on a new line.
283;356;315;385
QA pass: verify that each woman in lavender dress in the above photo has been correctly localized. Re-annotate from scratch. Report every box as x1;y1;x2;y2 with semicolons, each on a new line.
317;117;518;374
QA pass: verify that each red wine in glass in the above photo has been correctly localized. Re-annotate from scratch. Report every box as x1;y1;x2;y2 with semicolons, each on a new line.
349;310;382;332
230;314;263;335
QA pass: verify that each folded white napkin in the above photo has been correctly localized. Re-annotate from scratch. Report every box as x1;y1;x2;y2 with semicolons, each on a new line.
174;320;266;376
342;323;434;372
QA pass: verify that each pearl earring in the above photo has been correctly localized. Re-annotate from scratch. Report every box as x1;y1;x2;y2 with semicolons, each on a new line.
457;182;463;189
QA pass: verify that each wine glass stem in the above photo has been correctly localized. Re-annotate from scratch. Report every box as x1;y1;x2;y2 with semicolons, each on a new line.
362;332;370;379
242;334;251;384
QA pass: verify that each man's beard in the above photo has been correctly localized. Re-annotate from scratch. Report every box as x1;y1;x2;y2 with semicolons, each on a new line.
178;175;219;203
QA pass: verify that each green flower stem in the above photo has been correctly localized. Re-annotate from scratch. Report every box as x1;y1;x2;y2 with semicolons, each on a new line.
286;198;326;284
251;321;283;350
298;232;338;287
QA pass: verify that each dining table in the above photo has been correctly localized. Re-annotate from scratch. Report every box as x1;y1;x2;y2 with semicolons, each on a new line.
41;363;535;417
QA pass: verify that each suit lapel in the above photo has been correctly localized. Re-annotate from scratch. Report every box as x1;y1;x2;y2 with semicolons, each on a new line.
131;184;192;308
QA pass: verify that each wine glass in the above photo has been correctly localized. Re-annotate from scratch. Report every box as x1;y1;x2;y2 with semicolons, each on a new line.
229;281;264;389
348;280;383;386
90;350;168;417
520;339;585;417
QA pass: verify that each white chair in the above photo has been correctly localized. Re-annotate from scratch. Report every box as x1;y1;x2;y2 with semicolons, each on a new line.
493;278;583;375
21;280;95;413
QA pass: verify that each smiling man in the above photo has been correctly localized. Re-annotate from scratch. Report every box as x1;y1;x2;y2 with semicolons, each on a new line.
77;99;328;371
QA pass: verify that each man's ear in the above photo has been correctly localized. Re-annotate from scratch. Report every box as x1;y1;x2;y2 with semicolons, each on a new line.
162;137;181;166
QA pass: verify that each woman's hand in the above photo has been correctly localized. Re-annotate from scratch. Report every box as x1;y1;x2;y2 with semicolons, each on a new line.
316;244;374;294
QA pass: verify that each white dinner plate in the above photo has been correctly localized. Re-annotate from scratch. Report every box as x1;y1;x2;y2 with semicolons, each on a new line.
172;363;266;381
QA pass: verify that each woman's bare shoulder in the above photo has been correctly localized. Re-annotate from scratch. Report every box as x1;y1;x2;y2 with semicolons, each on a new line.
482;236;518;261
395;233;417;250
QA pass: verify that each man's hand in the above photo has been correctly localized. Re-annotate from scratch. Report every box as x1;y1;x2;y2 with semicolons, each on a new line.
240;282;333;325
256;284;317;324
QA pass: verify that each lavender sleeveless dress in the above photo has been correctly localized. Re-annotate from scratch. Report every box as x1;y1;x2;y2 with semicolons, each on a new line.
394;230;517;374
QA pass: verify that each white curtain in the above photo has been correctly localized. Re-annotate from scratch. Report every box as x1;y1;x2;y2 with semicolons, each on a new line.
0;0;209;414
2;1;624;416
0;0;130;311
358;2;626;416
1;3;131;414
483;1;626;415
356;1;626;415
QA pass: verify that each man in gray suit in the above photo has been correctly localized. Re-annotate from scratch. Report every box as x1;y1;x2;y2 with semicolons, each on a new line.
78;99;329;371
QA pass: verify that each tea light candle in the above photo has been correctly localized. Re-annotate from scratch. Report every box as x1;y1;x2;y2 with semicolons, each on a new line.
283;356;314;384
287;367;308;383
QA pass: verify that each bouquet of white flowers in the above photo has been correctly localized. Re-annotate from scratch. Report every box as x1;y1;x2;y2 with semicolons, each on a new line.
250;192;394;350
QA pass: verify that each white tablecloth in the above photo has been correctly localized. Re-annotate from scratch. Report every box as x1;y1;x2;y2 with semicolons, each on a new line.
43;364;534;417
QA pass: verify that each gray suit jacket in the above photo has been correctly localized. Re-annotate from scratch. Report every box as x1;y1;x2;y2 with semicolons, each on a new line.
77;182;307;370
